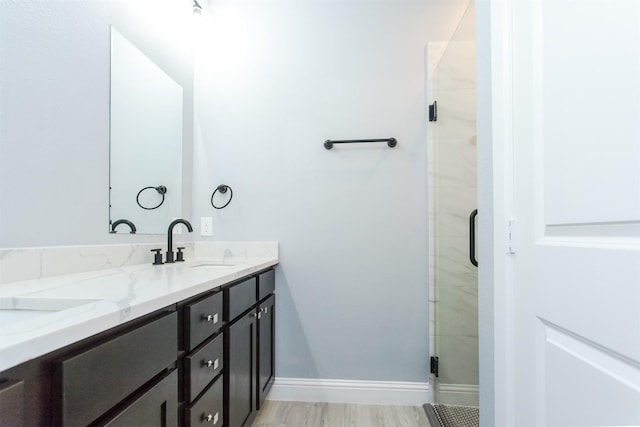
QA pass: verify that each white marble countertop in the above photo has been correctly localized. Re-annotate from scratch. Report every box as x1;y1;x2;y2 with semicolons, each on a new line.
0;244;278;372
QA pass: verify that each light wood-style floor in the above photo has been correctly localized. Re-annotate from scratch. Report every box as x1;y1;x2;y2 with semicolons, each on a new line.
251;400;432;427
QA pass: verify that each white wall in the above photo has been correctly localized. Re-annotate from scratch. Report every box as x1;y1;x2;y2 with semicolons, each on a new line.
0;0;194;248
476;0;496;424
193;0;469;382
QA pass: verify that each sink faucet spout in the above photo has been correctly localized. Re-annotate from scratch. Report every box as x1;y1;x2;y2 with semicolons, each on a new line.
166;219;193;263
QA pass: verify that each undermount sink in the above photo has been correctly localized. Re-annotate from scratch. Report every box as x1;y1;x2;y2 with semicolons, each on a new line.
0;296;100;330
189;262;236;268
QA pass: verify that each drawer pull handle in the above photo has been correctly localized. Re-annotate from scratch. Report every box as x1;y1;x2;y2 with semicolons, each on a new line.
205;358;219;370
204;412;219;424
204;313;219;323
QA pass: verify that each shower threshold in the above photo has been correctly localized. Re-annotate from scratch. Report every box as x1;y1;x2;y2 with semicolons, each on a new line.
423;403;479;427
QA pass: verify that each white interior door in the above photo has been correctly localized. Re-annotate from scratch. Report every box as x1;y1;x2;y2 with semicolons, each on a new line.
507;0;640;426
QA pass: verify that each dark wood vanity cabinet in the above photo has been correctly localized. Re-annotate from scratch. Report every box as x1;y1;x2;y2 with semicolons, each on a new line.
226;309;257;427
0;307;179;427
0;379;25;426
183;291;224;352
0;267;276;427
103;369;178;427
179;289;225;427
257;293;275;410
54;311;178;426
256;269;276;411
225;269;276;427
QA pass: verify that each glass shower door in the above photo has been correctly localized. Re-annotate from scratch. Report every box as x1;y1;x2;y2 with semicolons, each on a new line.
430;0;478;409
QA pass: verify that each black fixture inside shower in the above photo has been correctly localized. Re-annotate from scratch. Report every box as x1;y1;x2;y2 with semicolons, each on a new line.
469;209;478;267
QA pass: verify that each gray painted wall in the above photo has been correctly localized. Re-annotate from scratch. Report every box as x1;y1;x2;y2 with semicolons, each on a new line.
0;0;194;247
192;0;468;382
1;0;469;384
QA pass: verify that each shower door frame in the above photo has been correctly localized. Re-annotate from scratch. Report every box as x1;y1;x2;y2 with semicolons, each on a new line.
427;0;479;408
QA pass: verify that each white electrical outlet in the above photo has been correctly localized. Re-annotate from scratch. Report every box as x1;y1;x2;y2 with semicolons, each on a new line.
201;217;213;236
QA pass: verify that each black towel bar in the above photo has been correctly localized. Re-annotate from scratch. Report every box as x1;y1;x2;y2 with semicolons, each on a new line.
324;138;397;150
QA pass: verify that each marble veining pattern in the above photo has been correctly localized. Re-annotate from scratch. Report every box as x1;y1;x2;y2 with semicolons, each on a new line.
0;241;278;284
0;241;278;371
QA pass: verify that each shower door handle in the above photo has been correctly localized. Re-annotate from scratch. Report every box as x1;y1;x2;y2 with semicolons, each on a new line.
469;209;478;267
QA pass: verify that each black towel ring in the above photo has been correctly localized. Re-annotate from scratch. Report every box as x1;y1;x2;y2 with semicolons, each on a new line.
211;185;233;209
136;185;167;210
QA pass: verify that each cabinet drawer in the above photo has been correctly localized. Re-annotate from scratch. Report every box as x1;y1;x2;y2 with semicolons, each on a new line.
103;369;178;427
186;333;224;402
258;269;275;301
54;311;177;427
226;277;257;321
186;375;223;427
185;291;223;350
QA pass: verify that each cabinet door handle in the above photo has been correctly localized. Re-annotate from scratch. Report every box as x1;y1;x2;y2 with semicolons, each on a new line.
203;314;218;323
204;412;219;424
205;358;219;370
469;209;478;267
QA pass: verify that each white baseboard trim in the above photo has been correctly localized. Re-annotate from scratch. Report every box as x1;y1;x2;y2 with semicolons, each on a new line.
436;383;479;406
267;377;430;406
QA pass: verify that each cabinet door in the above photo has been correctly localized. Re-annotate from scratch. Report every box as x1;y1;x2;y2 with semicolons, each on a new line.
257;295;275;409
225;309;257;427
103;369;178;427
0;380;24;427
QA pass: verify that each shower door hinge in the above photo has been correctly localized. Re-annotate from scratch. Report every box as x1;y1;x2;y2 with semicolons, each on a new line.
506;219;516;254
429;101;438;122
430;356;439;377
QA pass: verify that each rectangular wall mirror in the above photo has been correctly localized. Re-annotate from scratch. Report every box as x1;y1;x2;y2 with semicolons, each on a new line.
109;26;183;234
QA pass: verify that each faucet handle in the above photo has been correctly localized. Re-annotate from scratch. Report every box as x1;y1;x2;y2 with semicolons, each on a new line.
151;249;163;265
176;247;185;262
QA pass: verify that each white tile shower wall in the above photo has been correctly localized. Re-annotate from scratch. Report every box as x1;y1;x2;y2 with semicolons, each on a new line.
0;242;278;284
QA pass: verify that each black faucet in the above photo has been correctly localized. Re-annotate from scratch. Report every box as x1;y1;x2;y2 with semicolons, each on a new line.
166;219;193;263
110;219;137;234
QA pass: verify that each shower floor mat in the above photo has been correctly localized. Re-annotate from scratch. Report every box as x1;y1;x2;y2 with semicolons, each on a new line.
423;404;479;427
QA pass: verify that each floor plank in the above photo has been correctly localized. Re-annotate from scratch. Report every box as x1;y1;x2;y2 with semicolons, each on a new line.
251;400;432;427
